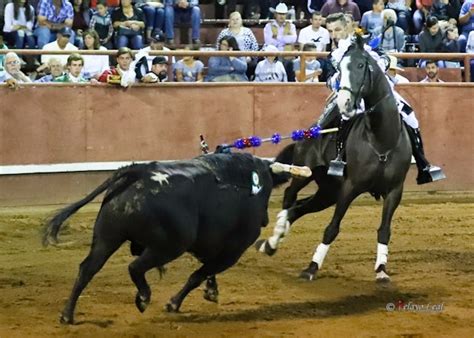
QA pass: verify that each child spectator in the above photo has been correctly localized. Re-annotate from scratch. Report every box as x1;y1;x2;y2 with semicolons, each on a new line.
206;35;248;82
3;0;36;49
164;0;201;44
81;29;109;80
293;43;322;82
173;44;204;82
54;53;88;82
360;0;384;36
112;0;146;49
254;44;288;82
89;0;114;48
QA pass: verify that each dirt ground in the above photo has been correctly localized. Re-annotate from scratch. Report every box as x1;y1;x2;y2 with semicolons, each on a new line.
0;192;473;338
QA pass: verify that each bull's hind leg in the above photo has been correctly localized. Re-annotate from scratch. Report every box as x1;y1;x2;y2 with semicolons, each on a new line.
203;275;219;303
375;185;404;282
60;238;123;324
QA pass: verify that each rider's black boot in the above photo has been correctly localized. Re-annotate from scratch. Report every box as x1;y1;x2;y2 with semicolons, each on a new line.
405;125;446;184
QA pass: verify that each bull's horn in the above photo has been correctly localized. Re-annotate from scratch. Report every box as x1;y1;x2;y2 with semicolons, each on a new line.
270;162;312;177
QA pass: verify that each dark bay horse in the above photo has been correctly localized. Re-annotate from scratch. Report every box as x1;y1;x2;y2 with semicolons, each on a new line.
257;36;412;282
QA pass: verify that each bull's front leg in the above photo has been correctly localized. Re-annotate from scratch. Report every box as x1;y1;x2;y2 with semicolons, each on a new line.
203;275;219;303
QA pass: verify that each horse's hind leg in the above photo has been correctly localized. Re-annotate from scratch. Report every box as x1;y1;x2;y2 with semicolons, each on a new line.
300;181;359;280
203;275;218;303
375;185;404;282
61;236;123;324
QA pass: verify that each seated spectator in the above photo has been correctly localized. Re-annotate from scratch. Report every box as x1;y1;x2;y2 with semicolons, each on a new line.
34;0;74;48
3;0;36;49
81;29;109;80
263;3;297;51
321;0;361;23
413;0;433;34
98;47;136;87
360;0;384;36
89;0;120;8
385;0;412;32
72;0;90;48
173;45;204;82
297;11;330;51
441;25;460;67
458;0;474;52
418;16;444;66
54;53;88;82
254;44;288;82
216;11;259;53
89;0;114;49
39;27;78;69
136;55;168;82
139;29;175;68
34;57;65;82
215;0;264;20
206;35;248;82
380;9;406;52
430;0;460;25
466;30;474;81
387;55;409;84
0;52;32;83
420;59;444;82
135;0;164;43
0;33;8;71
164;0;201;44
293;42;322;82
112;0;145;49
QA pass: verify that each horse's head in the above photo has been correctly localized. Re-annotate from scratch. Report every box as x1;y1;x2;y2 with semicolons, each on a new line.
335;35;374;118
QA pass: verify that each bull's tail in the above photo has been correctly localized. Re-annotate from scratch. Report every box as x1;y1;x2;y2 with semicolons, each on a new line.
272;143;296;188
43;164;145;246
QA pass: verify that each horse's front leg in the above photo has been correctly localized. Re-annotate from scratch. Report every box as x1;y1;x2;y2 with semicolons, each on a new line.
300;180;359;281
375;185;404;282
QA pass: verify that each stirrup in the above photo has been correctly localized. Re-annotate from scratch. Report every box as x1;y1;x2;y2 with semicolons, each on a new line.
426;165;446;182
327;155;346;177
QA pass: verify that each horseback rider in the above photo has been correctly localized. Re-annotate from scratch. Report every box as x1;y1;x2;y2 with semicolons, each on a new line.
317;13;445;184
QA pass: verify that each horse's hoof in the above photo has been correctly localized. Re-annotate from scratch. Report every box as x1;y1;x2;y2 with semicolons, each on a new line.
135;293;150;313
376;270;391;283
203;288;219;303
299;262;318;281
59;313;73;325
165;302;179;313
255;239;277;256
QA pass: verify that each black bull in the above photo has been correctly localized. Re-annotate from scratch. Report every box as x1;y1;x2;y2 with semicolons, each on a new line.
43;153;299;324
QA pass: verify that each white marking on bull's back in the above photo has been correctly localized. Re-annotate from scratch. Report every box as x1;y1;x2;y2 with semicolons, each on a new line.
151;172;170;185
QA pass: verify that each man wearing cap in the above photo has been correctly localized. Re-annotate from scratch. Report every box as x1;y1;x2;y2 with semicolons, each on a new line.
35;0;75;49
38;27;78;70
140;56;168;82
263;3;297;51
138;30;175;69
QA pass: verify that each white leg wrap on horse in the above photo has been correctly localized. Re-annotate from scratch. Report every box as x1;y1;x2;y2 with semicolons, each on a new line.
312;243;330;269
268;210;290;249
375;243;388;271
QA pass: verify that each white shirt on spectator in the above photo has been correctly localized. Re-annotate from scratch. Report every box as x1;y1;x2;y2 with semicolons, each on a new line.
3;3;35;33
254;59;288;82
297;25;330;52
139;46;175;69
41;41;78;65
82;46;109;80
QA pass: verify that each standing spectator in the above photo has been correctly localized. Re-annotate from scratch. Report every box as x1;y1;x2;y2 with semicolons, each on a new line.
34;0;75;48
89;0;114;48
216;11;259;53
320;0;361;23
458;0;474;52
385;0;412;32
139;29;175;68
418;16;444;66
135;0;165;43
81;29;109;79
380;9;406;52
0;34;8;71
174;45;204;82
206;35;248;82
99;47;136;86
0;52;32;83
164;0;201;45
39;27;78;67
254;44;288;82
413;0;433;34
3;0;36;49
263;3;297;51
420;59;444;82
112;0;146;49
54;53;88;82
293;42;322;82
34;57;64;82
72;0;90;48
298;11;330;51
441;25;460;67
360;0;384;36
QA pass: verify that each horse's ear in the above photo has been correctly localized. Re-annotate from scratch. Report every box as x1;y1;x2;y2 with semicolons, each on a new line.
355;33;365;49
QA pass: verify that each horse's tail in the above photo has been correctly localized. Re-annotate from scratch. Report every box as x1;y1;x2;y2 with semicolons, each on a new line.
43;164;145;246
272;143;296;188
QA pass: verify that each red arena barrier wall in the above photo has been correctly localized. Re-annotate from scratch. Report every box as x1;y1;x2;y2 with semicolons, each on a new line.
0;83;472;205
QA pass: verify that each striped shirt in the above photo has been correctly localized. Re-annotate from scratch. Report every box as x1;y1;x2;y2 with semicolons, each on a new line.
37;0;74;24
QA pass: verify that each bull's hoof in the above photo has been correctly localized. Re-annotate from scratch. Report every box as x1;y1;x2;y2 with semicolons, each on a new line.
203;288;219;303
375;265;391;283
165;302;179;313
299;262;319;281
255;239;277;256
59;313;74;325
135;293;150;313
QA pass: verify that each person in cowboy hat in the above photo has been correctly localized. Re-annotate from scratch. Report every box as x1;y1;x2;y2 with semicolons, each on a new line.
263;3;297;51
386;55;409;84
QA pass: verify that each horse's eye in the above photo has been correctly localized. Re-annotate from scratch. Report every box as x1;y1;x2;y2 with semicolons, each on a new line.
358;63;364;69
